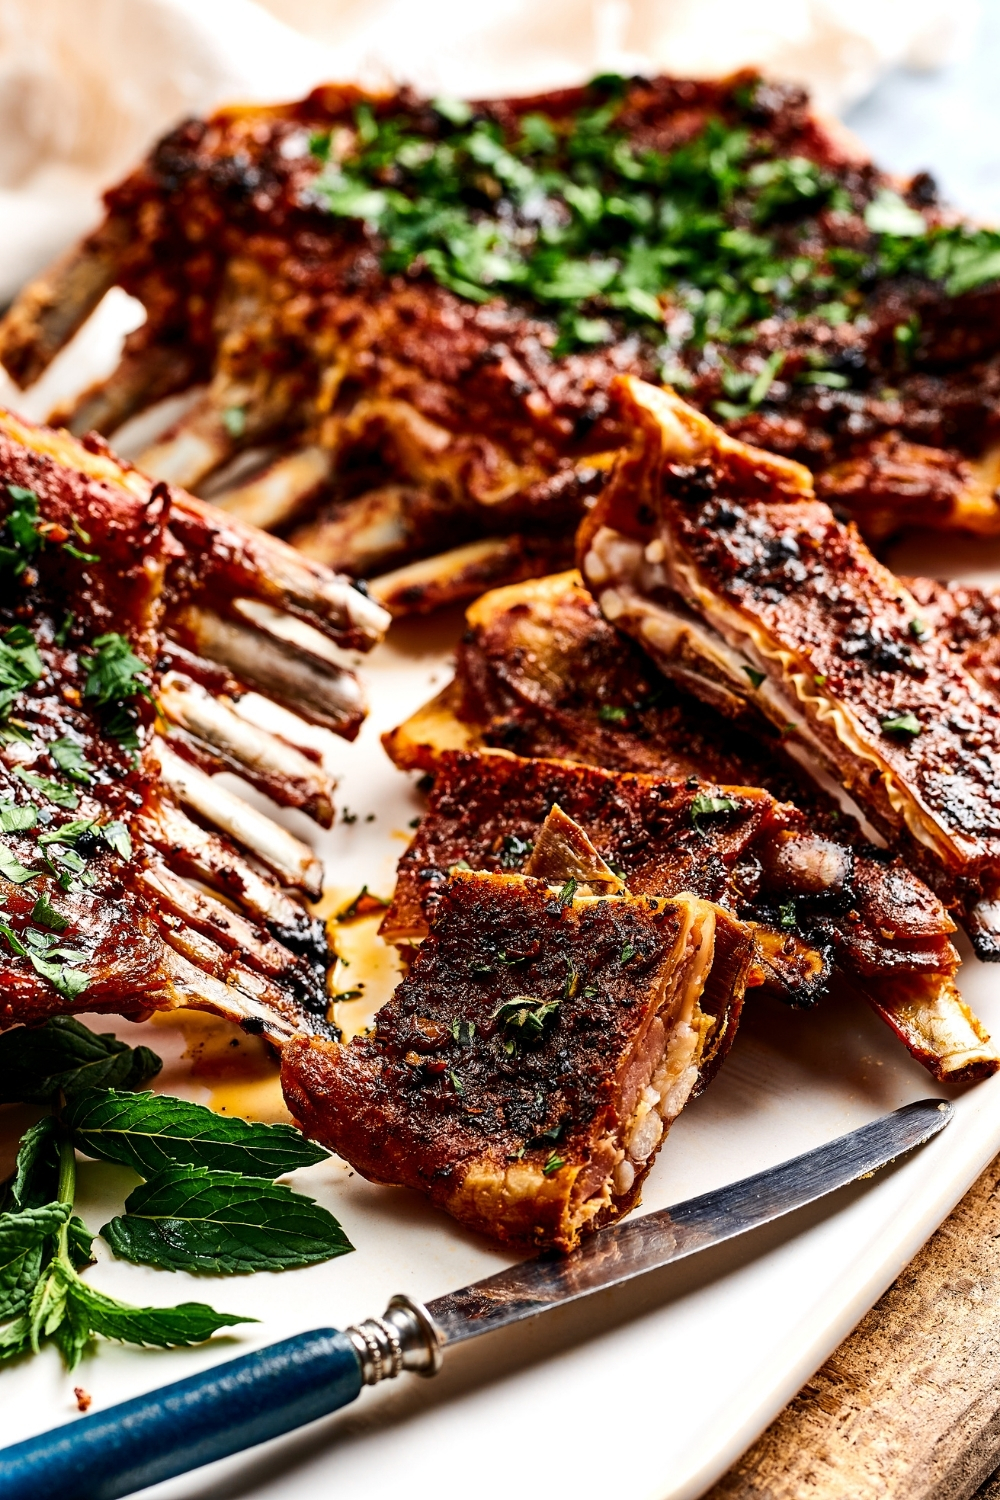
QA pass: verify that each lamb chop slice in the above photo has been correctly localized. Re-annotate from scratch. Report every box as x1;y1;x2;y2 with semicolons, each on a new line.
283;863;752;1251
6;74;1000;619
577;377;1000;961
0;410;388;1037
380;747;987;1084
385;571;996;1081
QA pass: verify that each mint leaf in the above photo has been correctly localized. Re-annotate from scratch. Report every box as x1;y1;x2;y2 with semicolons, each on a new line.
67;1215;95;1271
0;1016;161;1104
103;1168;354;1273
0;1202;70;1320
65;1089;330;1179
1;1117;61;1212
64;1273;251;1354
0;1314;30;1364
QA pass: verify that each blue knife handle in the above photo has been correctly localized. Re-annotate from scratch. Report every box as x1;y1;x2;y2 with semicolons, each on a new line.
0;1327;363;1500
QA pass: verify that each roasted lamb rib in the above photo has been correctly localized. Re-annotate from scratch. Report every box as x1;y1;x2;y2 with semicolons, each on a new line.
578;377;1000;963
385;572;996;1083
285;861;753;1251
0;408;387;1035
4;73;1000;616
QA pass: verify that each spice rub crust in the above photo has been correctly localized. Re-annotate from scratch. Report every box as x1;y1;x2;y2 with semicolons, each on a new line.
283;871;752;1251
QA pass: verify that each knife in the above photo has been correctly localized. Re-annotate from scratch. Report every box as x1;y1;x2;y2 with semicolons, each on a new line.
0;1098;951;1500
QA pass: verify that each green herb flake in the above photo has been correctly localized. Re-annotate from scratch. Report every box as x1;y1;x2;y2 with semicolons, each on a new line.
742;666;765;690
14;767;78;809
881;712;922;738
334;883;390;922
864;190;926;238
619;941;637;964
221;406;247;438
50;738;93;785
554;878;578;907
30;893;69;932
0;624;43;721
542;1154;565;1176
778;901;797;928
0;840;39;884
598;704;628;722
909;618;930;641
690;793;739;825
499;833;534;868
83;633;151;709
0;801;36;834
493;995;561;1047
101;821;132;859
0;486;42;575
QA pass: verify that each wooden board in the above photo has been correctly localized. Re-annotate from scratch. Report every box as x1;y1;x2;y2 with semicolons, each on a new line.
708;1154;1000;1500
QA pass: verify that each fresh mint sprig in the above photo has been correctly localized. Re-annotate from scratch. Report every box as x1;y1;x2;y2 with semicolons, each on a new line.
0;1018;353;1371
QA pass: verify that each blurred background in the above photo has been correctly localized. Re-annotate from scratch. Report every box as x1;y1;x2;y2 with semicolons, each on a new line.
0;0;997;302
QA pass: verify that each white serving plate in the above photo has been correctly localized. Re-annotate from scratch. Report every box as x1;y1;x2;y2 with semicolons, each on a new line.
1;299;1000;1500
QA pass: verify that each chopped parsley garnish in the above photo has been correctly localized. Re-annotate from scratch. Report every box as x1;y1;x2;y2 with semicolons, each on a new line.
620;940;637;964
742;666;765;690
0;922;89;999
450;1018;476;1045
0;486;43;573
778;901;797;928
542;1153;565;1176
598;704;628;722
554;878;578;907
0;840;40;884
82;632;152;749
83;633;151;707
0;486;101;573
13;768;78;810
881;712;922;737
305;80;1000;355
0;624;43;719
909;618;930;641
50;738;93;785
30;892;69;932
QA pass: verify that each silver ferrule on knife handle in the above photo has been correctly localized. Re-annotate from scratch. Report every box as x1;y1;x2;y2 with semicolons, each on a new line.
346;1294;444;1385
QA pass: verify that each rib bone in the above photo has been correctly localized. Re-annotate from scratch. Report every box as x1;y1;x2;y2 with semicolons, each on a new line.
157;672;336;826
154;738;324;897
0;227;129;388
138;797;321;947
214;445;334;531
172;607;366;737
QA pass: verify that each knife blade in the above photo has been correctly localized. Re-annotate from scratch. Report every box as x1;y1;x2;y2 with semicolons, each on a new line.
0;1098;952;1500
